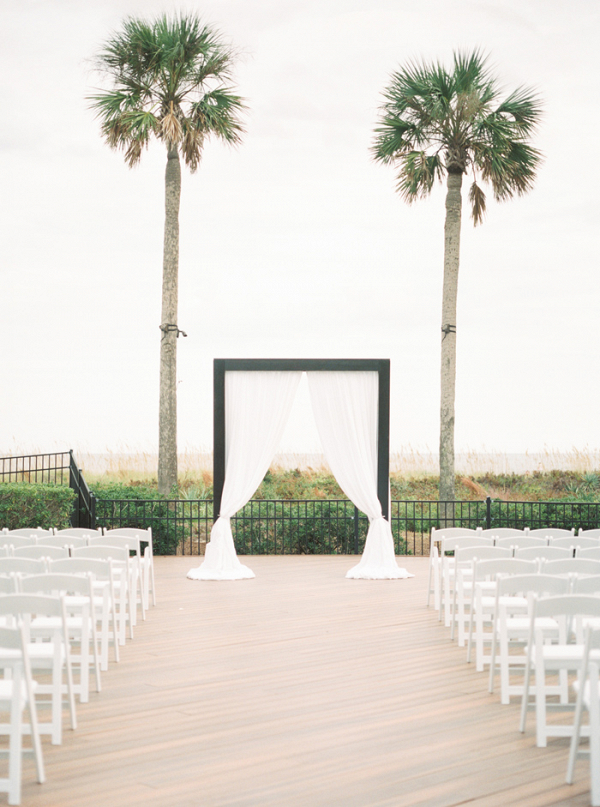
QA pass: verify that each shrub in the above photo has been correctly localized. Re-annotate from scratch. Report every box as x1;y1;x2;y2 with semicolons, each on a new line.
0;483;76;530
91;482;190;555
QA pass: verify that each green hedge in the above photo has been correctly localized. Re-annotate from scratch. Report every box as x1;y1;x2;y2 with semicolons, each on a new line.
0;483;76;530
91;483;188;555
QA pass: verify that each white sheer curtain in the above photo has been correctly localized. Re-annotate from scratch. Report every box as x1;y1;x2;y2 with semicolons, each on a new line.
307;371;413;580
187;371;302;581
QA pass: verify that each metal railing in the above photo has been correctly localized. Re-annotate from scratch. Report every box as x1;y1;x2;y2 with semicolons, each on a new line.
3;452;600;554
94;496;600;556
0;450;95;529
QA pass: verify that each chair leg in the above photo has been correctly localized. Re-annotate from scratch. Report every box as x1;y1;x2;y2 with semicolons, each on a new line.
567;678;585;784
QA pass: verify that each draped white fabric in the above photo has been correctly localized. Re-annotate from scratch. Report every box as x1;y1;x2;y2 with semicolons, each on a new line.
187;371;302;580
307;371;413;580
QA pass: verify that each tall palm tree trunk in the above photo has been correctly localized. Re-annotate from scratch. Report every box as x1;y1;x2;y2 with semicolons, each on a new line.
439;170;462;508
158;145;181;494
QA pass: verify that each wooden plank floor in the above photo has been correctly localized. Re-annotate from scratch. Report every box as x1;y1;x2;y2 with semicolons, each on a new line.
13;555;593;807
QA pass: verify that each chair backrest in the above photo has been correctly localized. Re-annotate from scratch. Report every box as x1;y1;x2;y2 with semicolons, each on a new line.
37;535;87;549
527;528;575;539
550;536;600;550
54;528;103;539
472;557;537;582
541;558;600;577
13;545;69;560
103;527;152;542
532;594;600;624
494;536;547;549
481;528;527;539
576;547;600;561
49;557;113;581
3;535;38;548
18;573;93;598
579;529;600;538
454;545;512;564
0;592;65;620
0;557;47;576
514;545;571;562
0;575;18;594
5;528;52;538
103;527;153;554
572;576;600;595
88;535;141;556
440;536;494;555
72;545;129;562
496;572;570;599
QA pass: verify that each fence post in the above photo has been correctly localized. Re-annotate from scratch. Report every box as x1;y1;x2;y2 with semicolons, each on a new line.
354;506;359;554
486;496;492;530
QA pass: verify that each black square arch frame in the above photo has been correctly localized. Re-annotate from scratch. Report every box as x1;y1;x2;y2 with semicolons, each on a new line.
213;359;391;523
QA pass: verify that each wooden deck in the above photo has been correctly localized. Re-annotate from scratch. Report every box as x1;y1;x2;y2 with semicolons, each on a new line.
14;555;593;807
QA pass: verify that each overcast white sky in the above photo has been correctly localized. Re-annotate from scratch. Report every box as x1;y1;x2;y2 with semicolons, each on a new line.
1;0;599;461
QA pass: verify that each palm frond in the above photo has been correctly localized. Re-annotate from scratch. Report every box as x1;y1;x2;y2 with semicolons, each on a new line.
372;47;543;223
468;181;486;225
89;12;246;168
395;152;442;203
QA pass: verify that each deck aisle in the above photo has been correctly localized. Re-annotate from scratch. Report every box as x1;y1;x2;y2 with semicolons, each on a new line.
18;555;591;807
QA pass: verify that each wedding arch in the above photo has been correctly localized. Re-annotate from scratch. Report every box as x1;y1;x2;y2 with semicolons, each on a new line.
187;359;412;581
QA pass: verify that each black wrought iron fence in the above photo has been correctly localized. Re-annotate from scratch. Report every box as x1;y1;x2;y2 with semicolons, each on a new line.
3;452;600;554
0;450;95;528
93;496;600;556
0;452;71;485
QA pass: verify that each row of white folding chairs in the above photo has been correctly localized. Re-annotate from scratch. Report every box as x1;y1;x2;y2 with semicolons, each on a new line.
0;572;104;803
0;528;155;611
447;547;600;639
432;547;600;804
0;618;45;804
0;552;140;650
427;530;600;618
0;554;145;803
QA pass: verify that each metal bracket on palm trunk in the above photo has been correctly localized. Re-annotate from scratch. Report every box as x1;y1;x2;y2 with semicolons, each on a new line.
160;324;188;339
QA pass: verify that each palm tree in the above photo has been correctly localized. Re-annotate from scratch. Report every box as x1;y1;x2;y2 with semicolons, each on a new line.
372;50;542;502
90;14;246;494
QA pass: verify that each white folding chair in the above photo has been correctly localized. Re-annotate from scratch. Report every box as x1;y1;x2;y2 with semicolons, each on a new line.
12;546;68;562
49;558;120;670
72;546;135;644
577;547;600;561
53;529;101;540
514;545;571;562
528;528;575;539
451;546;512;645
426;527;483;608
520;594;600;747
566;625;600;806
88;536;147;619
103;528;155;607
481;528;528;540
572;576;600;596
5;529;50;539
489;574;569;705
466;558;537;671
437;536;494;623
0;593;77;746
494;536;547;550
4;538;38;552
0;623;45;805
580;530;600;539
540;558;600;578
18;575;101;705
37;536;87;551
550;537;600;553
0;559;48;578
